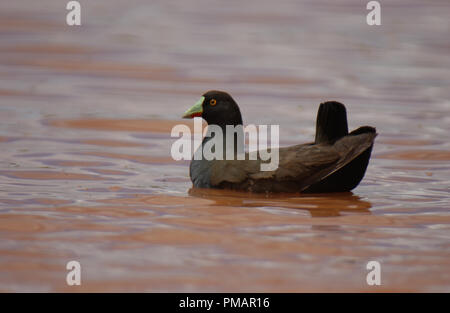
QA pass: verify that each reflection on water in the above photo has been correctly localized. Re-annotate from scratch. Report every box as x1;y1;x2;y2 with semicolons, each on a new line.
188;188;372;217
1;0;450;292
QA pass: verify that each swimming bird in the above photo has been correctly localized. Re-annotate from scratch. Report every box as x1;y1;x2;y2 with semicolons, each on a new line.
182;90;376;193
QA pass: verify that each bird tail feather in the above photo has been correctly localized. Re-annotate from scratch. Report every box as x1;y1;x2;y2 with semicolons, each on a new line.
314;101;349;144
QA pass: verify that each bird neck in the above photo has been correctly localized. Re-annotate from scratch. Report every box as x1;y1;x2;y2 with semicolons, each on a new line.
199;123;245;159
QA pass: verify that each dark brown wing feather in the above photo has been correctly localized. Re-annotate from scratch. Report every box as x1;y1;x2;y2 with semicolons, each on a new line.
209;131;377;193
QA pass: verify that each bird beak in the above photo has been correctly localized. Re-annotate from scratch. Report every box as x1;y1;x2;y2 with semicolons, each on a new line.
182;96;204;118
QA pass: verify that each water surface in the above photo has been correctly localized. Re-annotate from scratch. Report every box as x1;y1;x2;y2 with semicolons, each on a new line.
0;0;449;292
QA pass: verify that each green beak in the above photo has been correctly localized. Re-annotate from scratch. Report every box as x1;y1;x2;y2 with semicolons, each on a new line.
182;96;204;118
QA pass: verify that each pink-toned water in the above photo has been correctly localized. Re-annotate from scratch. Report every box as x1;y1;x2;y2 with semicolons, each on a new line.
0;0;449;292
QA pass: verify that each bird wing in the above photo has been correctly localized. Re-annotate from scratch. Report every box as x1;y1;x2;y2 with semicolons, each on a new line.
209;131;376;191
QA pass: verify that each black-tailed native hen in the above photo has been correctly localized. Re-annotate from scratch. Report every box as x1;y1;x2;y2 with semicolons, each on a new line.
182;90;376;193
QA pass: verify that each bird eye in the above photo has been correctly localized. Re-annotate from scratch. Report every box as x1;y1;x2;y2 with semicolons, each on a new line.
209;99;217;106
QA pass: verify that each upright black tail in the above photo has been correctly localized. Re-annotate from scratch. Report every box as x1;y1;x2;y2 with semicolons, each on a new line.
315;101;348;144
304;101;376;193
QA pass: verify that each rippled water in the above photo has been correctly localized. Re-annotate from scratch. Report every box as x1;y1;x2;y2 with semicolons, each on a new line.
1;0;449;292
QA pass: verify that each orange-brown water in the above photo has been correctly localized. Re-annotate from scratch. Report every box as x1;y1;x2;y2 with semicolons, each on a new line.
1;0;449;292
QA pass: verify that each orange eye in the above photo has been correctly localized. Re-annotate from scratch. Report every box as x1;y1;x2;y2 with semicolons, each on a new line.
210;99;217;106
